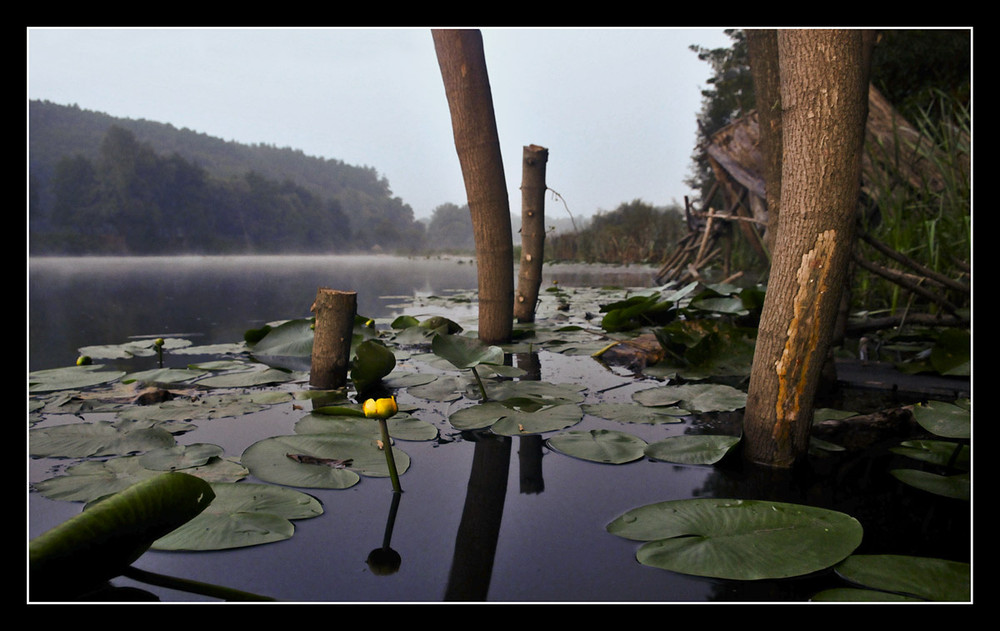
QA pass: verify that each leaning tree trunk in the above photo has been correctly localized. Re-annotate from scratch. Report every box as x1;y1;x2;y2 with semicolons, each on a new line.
742;29;873;468
432;29;514;344
514;144;549;323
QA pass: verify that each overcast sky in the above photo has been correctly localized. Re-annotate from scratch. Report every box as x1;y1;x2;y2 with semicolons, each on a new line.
27;27;734;220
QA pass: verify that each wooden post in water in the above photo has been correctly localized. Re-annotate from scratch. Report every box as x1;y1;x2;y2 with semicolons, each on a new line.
514;144;549;323
310;288;356;389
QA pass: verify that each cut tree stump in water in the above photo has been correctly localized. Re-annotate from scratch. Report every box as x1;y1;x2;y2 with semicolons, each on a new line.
310;288;356;389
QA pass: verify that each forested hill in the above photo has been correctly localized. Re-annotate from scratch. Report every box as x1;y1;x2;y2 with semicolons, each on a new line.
28;100;426;255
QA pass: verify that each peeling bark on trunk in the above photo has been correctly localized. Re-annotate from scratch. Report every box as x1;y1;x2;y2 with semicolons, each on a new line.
514;144;548;323
743;30;874;468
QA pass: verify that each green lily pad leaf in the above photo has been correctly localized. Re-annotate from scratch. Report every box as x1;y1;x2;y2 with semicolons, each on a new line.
432;333;503;369
583;402;686;424
833;555;970;602
250;390;294;404
122;368;208;385
911;400;970;439
448;402;508;431
392;325;439;345
241;434;409;489
295;412;438;442
78;337;190;360
633;383;747;412
248;318;314;357
419;315;463;333
152;482;323;551
115;393;265;423
29;365;126;393
645;434;740;465
491;404;583;436
406;375;470;402
351;339;396;390
890;469;970;500
138;443;226;471
890;440;969;470
29;420;176;459
30;472;215;599
607;498;863;580
547;429;647;464
195;367;295;388
690;295;747;314
391;315;421;329
33;454;248;503
486;380;587;405
384;372;437;388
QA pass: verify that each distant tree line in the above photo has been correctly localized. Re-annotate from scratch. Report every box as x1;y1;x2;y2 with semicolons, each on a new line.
28;101;427;255
546;199;685;264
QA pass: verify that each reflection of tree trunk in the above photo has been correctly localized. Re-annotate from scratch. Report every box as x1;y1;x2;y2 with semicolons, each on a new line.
432;29;514;345
309;288;356;389
515;352;545;494
444;433;512;601
743;30;874;468
514;144;548;323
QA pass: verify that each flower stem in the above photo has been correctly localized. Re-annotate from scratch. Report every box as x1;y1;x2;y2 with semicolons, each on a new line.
378;418;403;493
471;366;489;401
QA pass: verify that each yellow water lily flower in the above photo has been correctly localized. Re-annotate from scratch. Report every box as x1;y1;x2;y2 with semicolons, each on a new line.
363;396;398;419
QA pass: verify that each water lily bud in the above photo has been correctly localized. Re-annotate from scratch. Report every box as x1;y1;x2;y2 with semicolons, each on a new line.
154;338;165;347
363;396;398;419
76;355;92;366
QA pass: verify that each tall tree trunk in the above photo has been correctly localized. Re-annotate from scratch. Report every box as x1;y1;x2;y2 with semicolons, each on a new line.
742;30;873;468
514;144;548;323
746;29;782;257
432;29;514;344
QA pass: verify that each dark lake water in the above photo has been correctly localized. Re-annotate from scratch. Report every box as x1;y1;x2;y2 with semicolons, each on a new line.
28;255;969;603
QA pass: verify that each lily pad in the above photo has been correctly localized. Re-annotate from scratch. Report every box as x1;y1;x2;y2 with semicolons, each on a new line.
138;443;226;471
644;434;740;465
248;318;314;357
152;482;324;551
448;401;583;435
832;554;970;601
607;498;863;580
911;399;970;439
33;454;248;503
294;412;438;441
29;365;126;393
890;440;969;470
633;383;747;412
431;333;503;369
351;339;396;390
890;469;970;500
195;367;296;388
241;434;409;489
122;368;208;385
30;420;176;459
547;429;647;464
583;402;686;424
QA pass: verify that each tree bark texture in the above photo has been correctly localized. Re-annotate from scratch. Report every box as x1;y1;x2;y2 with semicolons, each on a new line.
743;30;873;468
309;288;357;389
514;144;549;323
432;29;514;344
746;29;782;256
